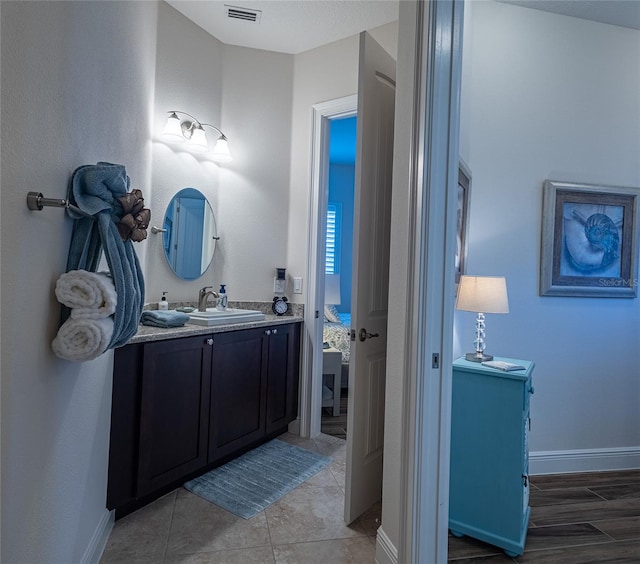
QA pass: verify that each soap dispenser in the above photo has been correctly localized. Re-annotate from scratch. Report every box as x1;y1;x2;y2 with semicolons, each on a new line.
216;284;228;311
158;291;169;310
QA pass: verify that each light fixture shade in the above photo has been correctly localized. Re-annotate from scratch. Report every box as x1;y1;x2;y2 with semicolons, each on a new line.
162;113;184;142
189;126;209;152
325;274;341;305
212;137;232;163
456;275;509;314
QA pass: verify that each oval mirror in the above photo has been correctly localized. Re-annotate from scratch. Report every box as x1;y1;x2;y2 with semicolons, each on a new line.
162;187;217;280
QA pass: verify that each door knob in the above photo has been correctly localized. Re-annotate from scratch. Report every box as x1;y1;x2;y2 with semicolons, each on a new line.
359;328;379;342
206;338;214;346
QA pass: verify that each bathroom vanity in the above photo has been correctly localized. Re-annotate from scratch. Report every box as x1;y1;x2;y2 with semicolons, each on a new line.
106;316;301;518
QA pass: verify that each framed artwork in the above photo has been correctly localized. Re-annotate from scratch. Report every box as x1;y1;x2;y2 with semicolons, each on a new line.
539;180;639;298
455;159;471;285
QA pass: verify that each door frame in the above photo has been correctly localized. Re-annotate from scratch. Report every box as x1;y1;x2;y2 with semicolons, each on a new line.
393;1;465;563
300;94;357;438
300;0;464;560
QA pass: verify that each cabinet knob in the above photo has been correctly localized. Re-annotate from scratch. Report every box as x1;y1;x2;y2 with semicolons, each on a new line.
265;330;271;336
206;338;214;346
272;328;278;335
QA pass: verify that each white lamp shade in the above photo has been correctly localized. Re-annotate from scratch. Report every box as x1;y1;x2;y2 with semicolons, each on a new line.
162;113;184;142
325;274;341;305
212;137;232;163
189;126;209;152
456;275;509;314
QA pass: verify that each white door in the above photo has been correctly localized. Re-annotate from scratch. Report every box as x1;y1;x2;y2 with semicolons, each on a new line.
344;31;396;524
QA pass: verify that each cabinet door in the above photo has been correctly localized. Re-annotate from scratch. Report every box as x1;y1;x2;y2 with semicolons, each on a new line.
209;328;267;462
137;336;212;497
266;323;300;435
107;343;144;510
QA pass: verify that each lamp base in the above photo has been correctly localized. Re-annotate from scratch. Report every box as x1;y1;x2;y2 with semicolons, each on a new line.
465;352;494;363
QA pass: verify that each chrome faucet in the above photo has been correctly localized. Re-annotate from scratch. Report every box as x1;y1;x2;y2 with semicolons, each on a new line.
198;286;219;311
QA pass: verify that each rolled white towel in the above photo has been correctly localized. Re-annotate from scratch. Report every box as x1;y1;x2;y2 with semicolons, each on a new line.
55;270;117;319
51;317;114;362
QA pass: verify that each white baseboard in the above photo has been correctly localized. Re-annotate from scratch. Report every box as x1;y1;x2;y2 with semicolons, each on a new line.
530;446;640;475
375;526;398;564
80;509;114;564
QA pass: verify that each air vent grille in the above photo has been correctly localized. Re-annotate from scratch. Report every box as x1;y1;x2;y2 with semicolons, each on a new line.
225;5;262;23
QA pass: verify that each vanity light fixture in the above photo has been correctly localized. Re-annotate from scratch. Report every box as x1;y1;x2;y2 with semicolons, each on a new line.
456;275;509;362
162;111;232;163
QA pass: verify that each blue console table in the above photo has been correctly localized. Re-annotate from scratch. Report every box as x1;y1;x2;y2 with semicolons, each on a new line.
449;357;535;557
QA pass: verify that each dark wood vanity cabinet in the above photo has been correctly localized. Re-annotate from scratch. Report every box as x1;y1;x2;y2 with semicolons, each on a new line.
137;336;212;498
209;323;300;460
265;325;300;435
208;328;267;461
107;322;301;517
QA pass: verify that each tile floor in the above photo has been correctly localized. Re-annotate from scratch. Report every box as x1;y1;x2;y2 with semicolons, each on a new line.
101;433;379;564
101;434;640;564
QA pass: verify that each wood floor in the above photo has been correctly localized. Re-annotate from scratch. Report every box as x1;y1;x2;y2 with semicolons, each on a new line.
321;394;348;440
448;469;640;562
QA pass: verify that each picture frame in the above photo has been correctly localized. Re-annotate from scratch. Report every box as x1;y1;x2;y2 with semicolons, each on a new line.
539;180;639;298
455;159;472;285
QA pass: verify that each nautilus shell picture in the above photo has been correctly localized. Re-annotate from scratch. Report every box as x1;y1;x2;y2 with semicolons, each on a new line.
561;203;623;277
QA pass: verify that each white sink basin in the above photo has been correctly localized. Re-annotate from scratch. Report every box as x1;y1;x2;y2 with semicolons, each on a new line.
187;308;265;326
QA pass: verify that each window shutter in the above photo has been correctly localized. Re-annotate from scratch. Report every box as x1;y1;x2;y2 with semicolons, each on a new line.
325;203;341;274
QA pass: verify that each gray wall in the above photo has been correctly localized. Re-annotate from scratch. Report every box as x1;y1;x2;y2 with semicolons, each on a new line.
146;3;295;305
0;1;157;562
457;0;640;471
380;0;640;558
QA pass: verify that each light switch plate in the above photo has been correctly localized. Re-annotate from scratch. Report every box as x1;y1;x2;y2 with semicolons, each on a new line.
293;277;303;294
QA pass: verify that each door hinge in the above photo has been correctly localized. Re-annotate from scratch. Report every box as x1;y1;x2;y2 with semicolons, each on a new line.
315;310;319;319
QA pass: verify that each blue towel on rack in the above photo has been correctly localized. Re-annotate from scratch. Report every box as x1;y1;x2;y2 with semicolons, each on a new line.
64;162;145;349
140;310;190;328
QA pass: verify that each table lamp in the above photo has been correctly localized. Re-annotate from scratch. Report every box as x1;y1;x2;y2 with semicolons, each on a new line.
456;275;509;362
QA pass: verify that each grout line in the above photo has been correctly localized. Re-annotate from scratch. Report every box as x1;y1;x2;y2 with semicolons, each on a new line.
162;489;179;563
262;509;277;564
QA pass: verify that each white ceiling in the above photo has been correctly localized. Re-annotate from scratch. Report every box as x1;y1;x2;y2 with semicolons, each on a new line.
499;1;640;30
166;0;399;54
167;0;639;55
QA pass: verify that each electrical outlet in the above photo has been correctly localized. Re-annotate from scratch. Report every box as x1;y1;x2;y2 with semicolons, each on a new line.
293;277;303;294
273;277;285;294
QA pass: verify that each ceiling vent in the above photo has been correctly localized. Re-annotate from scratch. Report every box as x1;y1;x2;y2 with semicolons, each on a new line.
225;5;262;24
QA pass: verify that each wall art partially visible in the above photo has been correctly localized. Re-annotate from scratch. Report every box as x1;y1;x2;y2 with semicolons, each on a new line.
539;180;639;298
455;159;472;285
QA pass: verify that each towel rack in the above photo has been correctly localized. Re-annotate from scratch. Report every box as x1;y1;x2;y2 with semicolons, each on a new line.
26;191;92;218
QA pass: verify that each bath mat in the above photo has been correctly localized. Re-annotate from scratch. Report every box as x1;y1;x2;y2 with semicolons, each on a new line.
183;439;331;519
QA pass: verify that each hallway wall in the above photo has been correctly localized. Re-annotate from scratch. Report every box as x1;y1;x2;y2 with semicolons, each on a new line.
0;2;158;561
